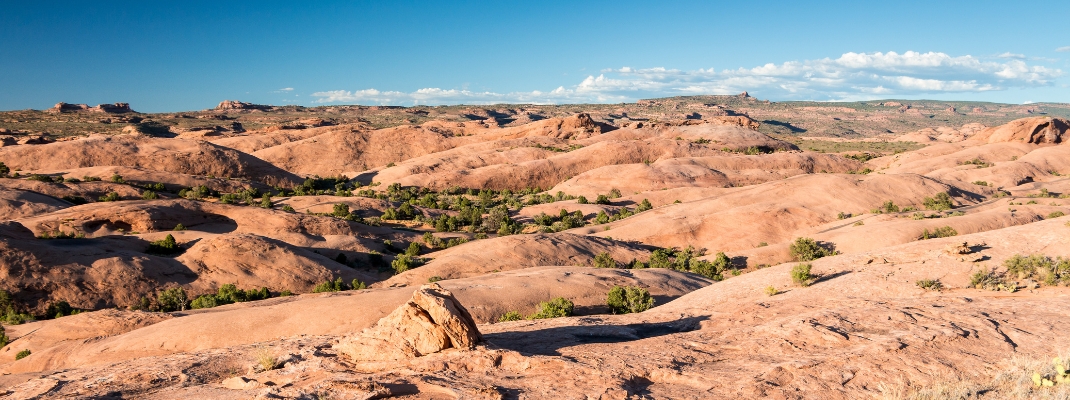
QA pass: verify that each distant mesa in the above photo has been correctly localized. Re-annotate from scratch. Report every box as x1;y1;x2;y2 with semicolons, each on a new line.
214;100;273;111
49;102;134;114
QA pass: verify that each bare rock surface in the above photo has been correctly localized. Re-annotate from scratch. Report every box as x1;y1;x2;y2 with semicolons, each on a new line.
334;283;482;362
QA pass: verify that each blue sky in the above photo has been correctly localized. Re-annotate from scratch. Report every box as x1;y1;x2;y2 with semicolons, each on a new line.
2;0;1068;112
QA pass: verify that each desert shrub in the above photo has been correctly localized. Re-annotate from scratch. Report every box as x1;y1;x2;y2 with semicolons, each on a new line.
260;194;272;208
919;226;958;240
689;252;730;281
282;205;295;212
764;286;779;296
391;254;423;274
789;237;833;261
62;195;88;204
791;263;813;287
923;192;954;211
881;200;900;213
608;188;622;199
334;252;348;265
312;278;347;293
595;195;611;205
837;212;851;220
98;192;121;202
1002;254;1069;285
606;286;654;314
15;349;30;360
0;326;7;348
972;181;989;187
27;174;57;182
157;287;189;312
428;276;442;283
595;210;610;224
0;162;7;177
593;252;616;268
969;268;1012;291
110;174;124;183
529;297;574;319
190;294;219;309
405;242;421;257
141;190;158;200
497;311;523;322
147;234;183;255
636;198;653;212
173;223;186;231
1048;211;1066;219
576;196;588;204
0;291;33;325
916;279;944;291
45;300;74;318
332;203;351;219
255;346;278;371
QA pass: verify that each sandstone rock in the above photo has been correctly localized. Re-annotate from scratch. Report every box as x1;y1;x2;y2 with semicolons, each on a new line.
215;100;272;111
333;283;482;362
93;103;133;113
972;117;1069;145
221;376;260;390
944;241;984;262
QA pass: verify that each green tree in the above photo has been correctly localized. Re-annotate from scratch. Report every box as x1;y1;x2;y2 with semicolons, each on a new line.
595;210;610;224
157;287;189;312
606;286;655;314
260;194;272;208
636;199;653;212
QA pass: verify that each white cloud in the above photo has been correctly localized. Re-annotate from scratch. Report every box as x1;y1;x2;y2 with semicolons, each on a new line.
312;51;1063;105
1057;46;1070;52
997;52;1025;59
279;87;294;91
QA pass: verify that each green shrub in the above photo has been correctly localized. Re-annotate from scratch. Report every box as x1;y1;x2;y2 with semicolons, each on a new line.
428;276;442;283
595;195;611;205
190;294;219;309
391;254;422;274
0;162;8;177
969;268;1013;291
916;279;943;291
173;223;186;231
110;174;124;183
15;349;30;360
576;196;588;204
636;199;653;212
0;325;7;348
332;203;351;219
46;300;73;318
1048;211;1066;219
837;212;851;220
529;297;574;319
972;181;989;187
157;287;189;312
497;311;523;322
313;278;346;293
919;226;957;240
98;192;121;202
606;286;654;314
141;190;158;200
595;210;610;224
147;234;183;255
260;194;272;208
789;237;833;261
592;252;616;268
0;290;33;325
690;252;730;281
764;286;779;296
923;192;954;211
351;279;366;290
881;200;900;213
791;263;813;287
282;205;295;212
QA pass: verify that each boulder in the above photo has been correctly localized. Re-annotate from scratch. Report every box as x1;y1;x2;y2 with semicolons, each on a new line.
333;283;482;362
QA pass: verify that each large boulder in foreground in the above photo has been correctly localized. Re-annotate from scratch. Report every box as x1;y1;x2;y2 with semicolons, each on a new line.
333;283;482;362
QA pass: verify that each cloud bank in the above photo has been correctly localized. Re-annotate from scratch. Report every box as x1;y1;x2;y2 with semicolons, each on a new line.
312;51;1062;105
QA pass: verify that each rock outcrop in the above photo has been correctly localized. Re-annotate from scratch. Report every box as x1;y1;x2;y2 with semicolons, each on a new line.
333;283;482;362
214;100;272;111
49;102;133;113
972;116;1069;144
